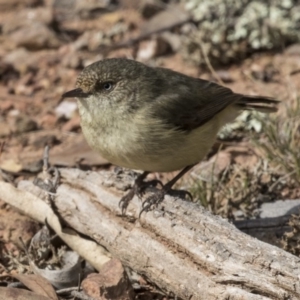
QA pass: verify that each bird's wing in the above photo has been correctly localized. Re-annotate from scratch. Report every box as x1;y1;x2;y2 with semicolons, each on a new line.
150;76;238;132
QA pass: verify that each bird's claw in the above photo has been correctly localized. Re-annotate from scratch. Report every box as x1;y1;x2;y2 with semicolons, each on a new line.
139;188;193;217
119;179;163;215
139;189;166;218
119;188;135;215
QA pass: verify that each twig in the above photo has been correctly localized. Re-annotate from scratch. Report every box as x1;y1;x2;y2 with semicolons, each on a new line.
96;18;192;53
268;170;297;192
199;42;224;85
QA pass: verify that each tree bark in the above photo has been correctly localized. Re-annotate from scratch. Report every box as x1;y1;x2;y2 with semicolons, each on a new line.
1;168;300;300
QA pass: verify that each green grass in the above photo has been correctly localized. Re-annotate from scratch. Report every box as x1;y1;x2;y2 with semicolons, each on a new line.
188;159;280;219
253;96;300;184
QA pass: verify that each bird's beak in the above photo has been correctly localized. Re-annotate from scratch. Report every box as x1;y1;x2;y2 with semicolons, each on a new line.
62;88;90;98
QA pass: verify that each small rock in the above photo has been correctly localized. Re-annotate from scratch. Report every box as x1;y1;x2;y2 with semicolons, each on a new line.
260;199;300;219
55;100;78;119
81;258;135;300
8;109;20;117
137;37;171;61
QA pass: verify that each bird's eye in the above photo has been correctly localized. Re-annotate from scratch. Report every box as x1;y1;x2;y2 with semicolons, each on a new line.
103;82;113;91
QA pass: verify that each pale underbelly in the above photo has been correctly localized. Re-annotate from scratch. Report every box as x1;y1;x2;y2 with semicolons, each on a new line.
106;148;211;172
80;101;239;172
83;123;219;172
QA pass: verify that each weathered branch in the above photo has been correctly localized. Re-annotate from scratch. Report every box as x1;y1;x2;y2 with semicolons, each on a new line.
0;168;300;300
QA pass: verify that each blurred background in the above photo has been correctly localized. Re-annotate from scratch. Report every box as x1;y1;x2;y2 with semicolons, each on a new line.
1;0;300;249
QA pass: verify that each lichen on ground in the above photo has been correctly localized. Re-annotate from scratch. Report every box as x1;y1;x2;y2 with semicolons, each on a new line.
181;0;300;65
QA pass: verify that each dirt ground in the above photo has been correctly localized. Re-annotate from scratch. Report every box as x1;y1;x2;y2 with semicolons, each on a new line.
1;0;300;299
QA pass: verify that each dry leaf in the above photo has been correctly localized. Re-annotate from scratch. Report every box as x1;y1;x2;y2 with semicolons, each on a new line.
0;286;52;300
0;158;22;173
13;274;58;300
0;274;58;300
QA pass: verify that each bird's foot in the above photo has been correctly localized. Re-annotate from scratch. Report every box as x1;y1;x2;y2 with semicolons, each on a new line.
119;188;135;215
136;179;163;198
119;179;163;214
139;188;166;217
139;187;193;217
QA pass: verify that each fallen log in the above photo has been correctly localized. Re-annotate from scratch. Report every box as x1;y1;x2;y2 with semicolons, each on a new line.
1;168;300;300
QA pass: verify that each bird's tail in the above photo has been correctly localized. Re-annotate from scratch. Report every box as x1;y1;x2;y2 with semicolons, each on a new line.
236;95;280;113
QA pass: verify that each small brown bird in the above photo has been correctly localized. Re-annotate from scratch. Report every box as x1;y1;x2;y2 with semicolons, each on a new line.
62;58;279;215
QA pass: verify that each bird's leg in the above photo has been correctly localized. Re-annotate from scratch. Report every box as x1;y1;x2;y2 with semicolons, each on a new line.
119;171;163;214
140;165;195;217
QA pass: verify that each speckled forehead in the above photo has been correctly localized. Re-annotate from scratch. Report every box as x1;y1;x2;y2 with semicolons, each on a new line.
76;64;122;91
75;70;97;92
75;59;147;92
